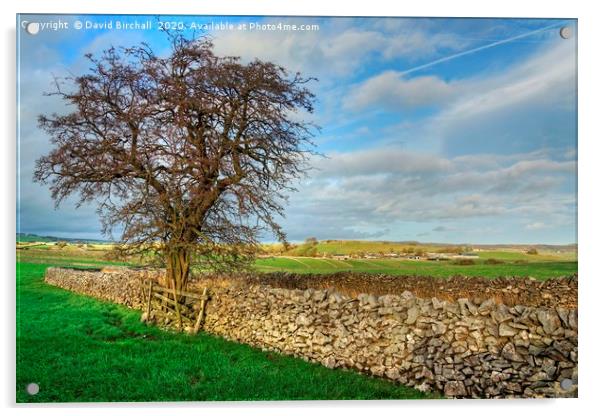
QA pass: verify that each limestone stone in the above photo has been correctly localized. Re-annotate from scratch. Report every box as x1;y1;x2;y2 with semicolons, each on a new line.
406;306;420;325
478;298;497;315
312;290;327;302
321;356;336;369
296;314;314;326
444;381;467;396
568;310;578;329
367;294;379;308
432;297;445;310
385;367;401;380
400;290;414;300
458;298;478;316
537;310;561;334
501;342;524;362
492;305;513;323
499;323;518;337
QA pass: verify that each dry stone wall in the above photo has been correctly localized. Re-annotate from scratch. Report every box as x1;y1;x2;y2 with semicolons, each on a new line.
44;266;162;310
44;267;578;398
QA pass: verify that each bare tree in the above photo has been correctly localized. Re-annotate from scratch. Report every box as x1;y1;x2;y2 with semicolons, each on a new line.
34;35;317;294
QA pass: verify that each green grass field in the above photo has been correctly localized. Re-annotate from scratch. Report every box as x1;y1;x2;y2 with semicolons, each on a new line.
16;262;436;402
17;244;577;280
255;256;576;280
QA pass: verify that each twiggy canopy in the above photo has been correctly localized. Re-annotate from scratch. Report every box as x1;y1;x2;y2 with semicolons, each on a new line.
34;35;317;290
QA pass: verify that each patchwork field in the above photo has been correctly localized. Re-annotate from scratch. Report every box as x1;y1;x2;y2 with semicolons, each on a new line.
254;256;576;280
17;241;577;280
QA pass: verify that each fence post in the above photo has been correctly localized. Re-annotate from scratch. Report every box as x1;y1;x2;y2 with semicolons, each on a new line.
145;280;154;323
171;283;183;331
193;287;209;334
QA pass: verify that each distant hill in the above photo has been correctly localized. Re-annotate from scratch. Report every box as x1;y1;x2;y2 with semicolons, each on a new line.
16;233;110;244
469;243;577;252
16;234;577;253
263;239;577;257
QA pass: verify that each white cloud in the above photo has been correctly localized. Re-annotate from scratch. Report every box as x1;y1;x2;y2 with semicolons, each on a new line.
314;148;453;177
381;31;467;60
526;222;548;230
426;41;576;153
285;147;576;238
441;41;575;121
344;72;457;111
344;39;575;117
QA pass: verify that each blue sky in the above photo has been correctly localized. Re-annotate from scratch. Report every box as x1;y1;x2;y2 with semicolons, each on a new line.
17;15;577;244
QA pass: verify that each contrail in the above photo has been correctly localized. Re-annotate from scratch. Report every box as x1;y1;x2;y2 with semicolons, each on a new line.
399;22;565;76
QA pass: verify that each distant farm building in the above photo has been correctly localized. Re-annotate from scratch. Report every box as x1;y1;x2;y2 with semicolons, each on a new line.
452;253;480;260
426;253;451;261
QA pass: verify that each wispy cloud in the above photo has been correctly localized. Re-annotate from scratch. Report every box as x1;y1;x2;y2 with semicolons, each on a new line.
395;21;564;77
282;147;576;241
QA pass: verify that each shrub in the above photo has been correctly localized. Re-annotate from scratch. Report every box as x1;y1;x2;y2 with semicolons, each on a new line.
453;258;475;266
304;237;318;245
484;258;505;265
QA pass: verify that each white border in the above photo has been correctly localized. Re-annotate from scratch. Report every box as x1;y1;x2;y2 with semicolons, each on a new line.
3;1;600;415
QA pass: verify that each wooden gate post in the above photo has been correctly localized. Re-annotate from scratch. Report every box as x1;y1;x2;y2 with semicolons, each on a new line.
193;287;209;334
145;280;154;323
171;284;183;331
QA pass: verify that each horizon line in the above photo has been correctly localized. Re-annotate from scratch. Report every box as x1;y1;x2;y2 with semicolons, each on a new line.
16;232;578;247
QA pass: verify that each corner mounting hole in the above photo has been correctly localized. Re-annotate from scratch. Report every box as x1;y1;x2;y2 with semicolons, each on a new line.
560;379;573;390
559;26;572;39
26;382;40;395
25;22;40;35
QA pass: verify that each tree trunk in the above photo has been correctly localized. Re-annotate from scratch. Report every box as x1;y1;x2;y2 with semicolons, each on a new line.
165;247;190;331
166;248;191;295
